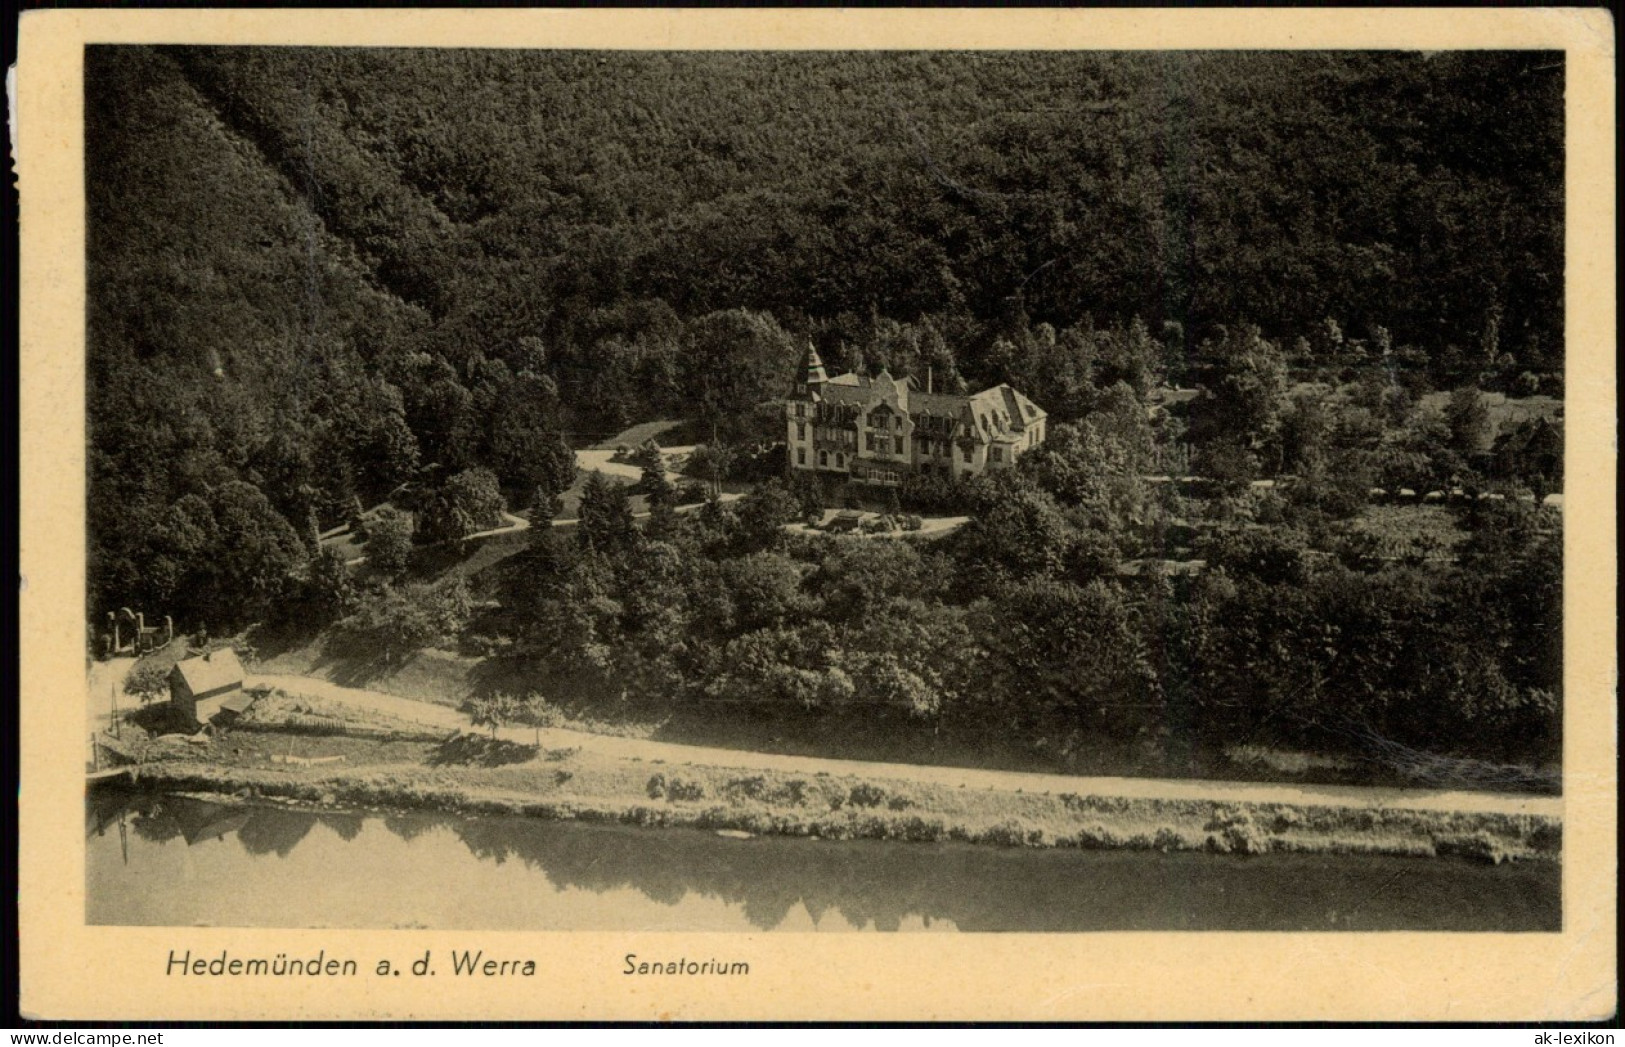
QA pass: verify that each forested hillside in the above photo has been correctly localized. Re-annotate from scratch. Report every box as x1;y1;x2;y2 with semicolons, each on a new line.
86;46;1563;629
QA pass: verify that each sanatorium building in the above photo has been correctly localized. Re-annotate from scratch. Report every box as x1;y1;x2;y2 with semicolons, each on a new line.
785;343;1049;486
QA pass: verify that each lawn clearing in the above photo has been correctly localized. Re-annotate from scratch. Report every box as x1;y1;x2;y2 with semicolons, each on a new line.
1349;504;1465;560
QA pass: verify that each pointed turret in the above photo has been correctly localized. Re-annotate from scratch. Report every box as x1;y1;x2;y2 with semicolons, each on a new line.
795;340;829;400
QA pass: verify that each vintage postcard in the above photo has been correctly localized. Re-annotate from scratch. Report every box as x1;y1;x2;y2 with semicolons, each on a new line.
17;7;1616;1022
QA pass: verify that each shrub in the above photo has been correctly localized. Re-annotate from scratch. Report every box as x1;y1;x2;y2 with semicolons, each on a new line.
847;783;888;808
366;508;414;577
1076;824;1117;849
1204;807;1269;855
647;773;706;802
1226;821;1268;855
123;661;171;704
892;816;947;843
1058;792;1089;813
724;776;768;801
1270;809;1304;833
982;820;1031;847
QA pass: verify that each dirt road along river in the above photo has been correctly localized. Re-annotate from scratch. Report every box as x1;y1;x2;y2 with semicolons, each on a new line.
246;673;1561;820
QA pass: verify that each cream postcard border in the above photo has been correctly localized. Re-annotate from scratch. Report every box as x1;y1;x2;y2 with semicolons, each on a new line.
18;7;1617;1022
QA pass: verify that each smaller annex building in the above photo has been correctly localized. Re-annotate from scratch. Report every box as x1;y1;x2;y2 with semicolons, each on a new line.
168;649;250;728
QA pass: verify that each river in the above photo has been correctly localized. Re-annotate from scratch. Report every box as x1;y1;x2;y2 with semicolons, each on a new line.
86;792;1560;932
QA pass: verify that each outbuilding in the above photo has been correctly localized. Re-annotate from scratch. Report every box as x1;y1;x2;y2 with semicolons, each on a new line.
168;649;249;728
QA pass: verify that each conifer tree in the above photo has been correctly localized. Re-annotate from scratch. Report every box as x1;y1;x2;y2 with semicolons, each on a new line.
576;470;637;553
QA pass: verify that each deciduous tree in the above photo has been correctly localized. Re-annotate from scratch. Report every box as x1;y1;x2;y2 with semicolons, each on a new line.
366;507;414;578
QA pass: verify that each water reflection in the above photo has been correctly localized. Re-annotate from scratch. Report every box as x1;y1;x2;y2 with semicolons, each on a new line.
87;791;1560;932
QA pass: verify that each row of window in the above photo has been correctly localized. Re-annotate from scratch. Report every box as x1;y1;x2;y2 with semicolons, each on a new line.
793;402;864;425
795;448;857;470
797;421;871;448
796;443;989;468
797;411;984;440
794;400;1044;448
792;402;943;432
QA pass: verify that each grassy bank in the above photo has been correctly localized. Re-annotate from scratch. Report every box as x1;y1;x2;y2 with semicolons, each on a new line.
116;723;1560;865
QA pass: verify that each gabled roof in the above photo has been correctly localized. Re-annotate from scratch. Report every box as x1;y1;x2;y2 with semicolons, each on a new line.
908;390;969;416
999;385;1048;424
171;649;245;696
821;383;875;405
1495;415;1562;454
804;369;1047;440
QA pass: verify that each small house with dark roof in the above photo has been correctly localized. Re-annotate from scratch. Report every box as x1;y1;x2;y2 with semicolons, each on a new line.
168;649;249;728
1492;415;1563;491
785;343;1048;485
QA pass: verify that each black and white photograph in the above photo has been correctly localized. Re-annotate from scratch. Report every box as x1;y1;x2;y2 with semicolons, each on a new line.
78;41;1569;933
18;7;1616;1024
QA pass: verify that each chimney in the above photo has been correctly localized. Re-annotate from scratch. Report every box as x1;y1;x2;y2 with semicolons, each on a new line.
927;366;934;394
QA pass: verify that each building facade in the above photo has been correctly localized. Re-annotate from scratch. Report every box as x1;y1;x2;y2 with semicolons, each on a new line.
168;648;249;728
785;344;1048;486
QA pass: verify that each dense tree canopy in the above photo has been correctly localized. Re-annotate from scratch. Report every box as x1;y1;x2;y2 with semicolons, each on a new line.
86;45;1563;656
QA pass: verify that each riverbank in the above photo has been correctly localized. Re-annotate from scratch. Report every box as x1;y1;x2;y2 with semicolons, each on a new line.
111;719;1561;865
246;640;1563;795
